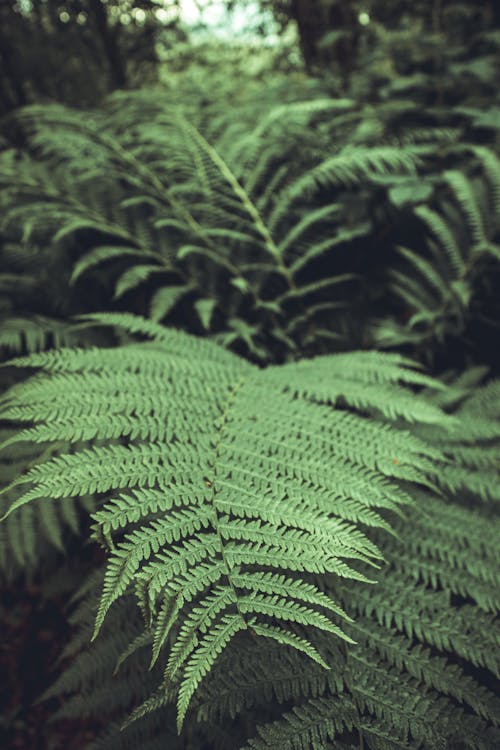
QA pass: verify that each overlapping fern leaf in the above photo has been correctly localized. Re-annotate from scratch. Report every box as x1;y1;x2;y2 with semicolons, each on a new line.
0;307;112;579
374;147;500;358
415;375;500;503
0;334;101;579
0;313;449;729
0;423;95;579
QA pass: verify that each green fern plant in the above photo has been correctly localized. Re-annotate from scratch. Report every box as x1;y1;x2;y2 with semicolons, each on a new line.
3;92;478;364
3;89;498;369
0;312;452;732
0;423;96;579
9;345;498;750
374;147;500;361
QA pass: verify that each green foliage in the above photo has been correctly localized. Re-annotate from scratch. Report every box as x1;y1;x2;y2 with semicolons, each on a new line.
2;92;367;362
1;313;453;731
5;332;497;749
1;9;499;749
0;0;174;115
1;85;498;368
374;151;500;355
0;423;95;579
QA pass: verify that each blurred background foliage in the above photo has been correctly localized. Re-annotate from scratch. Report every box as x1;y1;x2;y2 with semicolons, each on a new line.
1;0;499;378
1;0;500;112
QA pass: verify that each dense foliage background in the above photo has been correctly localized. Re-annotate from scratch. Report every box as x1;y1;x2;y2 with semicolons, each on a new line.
0;2;499;749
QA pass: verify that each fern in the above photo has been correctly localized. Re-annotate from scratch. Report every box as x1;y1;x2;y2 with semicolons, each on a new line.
374;146;500;359
197;494;500;750
0;313;450;730
0;425;95;577
5;93;485;363
54;482;500;750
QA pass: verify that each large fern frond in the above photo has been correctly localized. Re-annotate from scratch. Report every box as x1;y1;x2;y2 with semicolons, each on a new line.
0;314;449;728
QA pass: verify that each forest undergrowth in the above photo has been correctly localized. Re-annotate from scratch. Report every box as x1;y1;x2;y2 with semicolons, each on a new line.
0;6;499;749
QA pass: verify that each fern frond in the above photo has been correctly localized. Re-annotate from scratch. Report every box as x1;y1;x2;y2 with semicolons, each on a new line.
286;146;425;201
242;694;358;750
414;378;500;500
413;205;466;275
0;421;95;577
0;317;447;728
466;146;500;215
70;245;165;285
444;170;486;248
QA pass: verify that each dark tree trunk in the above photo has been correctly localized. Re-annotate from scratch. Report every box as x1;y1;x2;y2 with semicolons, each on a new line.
88;0;128;89
0;29;28;110
290;0;359;86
